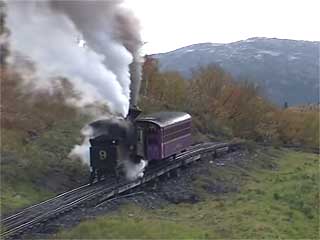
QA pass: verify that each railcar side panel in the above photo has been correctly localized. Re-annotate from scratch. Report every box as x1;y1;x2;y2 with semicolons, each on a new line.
162;119;192;158
163;134;192;158
136;112;192;161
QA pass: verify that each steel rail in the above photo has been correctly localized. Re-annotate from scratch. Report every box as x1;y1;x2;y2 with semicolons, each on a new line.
1;180;114;233
0;141;241;239
1;184;90;224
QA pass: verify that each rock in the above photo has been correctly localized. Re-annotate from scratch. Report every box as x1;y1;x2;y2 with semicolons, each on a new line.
163;192;199;204
216;162;225;166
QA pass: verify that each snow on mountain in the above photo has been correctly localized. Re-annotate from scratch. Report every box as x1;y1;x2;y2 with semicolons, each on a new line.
152;37;319;106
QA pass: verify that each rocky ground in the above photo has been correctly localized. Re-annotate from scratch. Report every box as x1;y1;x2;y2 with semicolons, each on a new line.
20;147;255;239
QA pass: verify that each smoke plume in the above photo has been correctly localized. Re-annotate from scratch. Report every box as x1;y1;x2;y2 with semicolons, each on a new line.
5;1;146;181
5;0;143;117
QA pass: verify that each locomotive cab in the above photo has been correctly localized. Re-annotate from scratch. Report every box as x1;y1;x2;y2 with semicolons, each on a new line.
89;135;119;184
88;117;133;184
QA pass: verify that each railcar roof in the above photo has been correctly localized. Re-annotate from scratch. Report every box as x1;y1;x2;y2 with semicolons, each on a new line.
136;111;191;128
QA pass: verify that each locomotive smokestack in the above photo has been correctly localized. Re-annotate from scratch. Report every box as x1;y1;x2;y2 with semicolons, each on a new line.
127;54;143;121
129;58;142;108
126;105;142;121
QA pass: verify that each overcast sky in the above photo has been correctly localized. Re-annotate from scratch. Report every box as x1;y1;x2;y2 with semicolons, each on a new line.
124;0;320;54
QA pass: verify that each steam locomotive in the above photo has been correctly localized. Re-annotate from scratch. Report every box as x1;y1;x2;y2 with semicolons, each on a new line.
88;107;192;184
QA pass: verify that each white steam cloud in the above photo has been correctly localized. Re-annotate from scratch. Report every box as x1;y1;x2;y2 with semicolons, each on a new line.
123;159;148;180
69;124;93;166
5;0;146;181
6;0;142;116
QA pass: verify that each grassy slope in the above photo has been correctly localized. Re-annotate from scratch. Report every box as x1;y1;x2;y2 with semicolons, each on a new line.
1;71;91;215
57;149;319;239
1;119;88;215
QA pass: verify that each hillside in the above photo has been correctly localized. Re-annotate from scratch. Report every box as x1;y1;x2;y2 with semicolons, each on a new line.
54;148;319;239
0;69;89;215
153;37;319;106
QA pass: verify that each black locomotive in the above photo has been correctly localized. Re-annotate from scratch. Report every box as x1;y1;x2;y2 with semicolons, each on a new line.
88;107;192;184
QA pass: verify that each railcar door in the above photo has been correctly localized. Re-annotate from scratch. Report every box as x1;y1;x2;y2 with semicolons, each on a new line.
136;127;145;159
146;125;160;160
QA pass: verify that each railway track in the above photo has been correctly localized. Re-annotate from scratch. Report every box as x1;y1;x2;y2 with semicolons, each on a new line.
0;141;242;239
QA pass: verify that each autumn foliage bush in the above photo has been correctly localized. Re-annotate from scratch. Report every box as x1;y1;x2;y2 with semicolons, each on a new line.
140;57;319;149
1;69;79;138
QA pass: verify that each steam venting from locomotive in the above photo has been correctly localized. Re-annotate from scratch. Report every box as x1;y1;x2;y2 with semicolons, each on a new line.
70;114;148;180
5;0;143;117
5;1;146;180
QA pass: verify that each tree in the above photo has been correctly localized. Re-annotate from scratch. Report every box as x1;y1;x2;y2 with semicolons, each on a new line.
0;1;9;68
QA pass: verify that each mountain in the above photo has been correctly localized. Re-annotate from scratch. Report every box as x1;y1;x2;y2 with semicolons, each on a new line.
152;37;319;106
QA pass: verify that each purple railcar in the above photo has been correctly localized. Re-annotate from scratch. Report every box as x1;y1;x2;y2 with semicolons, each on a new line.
136;112;192;161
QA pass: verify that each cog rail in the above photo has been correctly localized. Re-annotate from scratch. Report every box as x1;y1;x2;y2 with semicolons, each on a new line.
0;141;241;238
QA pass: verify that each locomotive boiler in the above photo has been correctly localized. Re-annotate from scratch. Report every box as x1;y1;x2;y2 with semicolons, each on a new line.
88;107;192;184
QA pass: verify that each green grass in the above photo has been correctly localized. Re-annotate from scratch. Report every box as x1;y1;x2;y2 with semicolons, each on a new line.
1;182;53;214
56;149;319;239
1;119;88;215
58;206;210;239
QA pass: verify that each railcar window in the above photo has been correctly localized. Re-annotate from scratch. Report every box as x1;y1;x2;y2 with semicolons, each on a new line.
137;128;143;142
